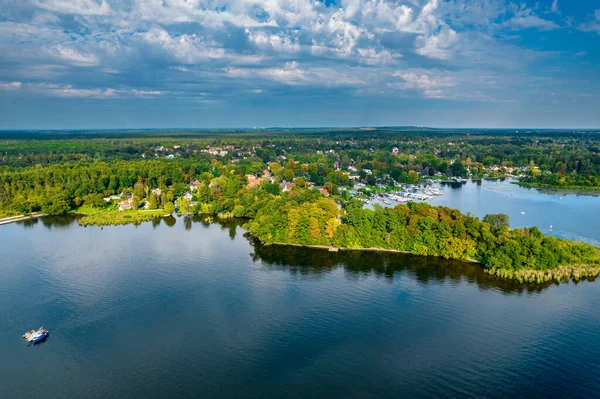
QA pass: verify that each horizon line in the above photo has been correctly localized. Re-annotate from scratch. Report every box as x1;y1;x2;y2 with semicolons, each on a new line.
1;126;600;132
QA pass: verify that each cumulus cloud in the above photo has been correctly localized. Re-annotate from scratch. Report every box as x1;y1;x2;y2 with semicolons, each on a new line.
246;30;300;53
140;28;226;63
134;0;278;28
34;0;112;16
415;26;459;60
0;0;597;110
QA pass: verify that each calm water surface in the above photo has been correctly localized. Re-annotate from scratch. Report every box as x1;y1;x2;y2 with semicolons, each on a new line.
2;189;600;398
370;179;600;245
431;180;600;245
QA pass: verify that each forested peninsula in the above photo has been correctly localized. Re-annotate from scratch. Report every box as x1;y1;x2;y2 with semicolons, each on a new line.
2;129;600;284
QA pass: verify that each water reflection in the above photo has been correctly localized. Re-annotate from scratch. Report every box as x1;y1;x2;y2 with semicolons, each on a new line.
163;216;176;227
248;239;554;294
4;206;600;399
26;216;573;295
183;215;192;230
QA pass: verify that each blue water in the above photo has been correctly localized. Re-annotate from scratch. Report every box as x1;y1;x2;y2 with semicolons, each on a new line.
2;184;600;398
429;180;600;245
369;179;600;245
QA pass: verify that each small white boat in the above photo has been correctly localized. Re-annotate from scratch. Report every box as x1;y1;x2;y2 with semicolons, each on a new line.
24;327;48;343
520;211;525;215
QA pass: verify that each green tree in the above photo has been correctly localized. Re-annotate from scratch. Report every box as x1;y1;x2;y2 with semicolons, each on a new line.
147;194;158;210
131;196;140;210
450;161;467;177
133;176;146;199
408;170;419;184
164;201;175;214
44;194;70;215
178;197;190;214
483;214;509;234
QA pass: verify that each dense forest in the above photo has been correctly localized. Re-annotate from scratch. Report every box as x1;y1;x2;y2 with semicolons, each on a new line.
2;128;599;189
246;194;600;272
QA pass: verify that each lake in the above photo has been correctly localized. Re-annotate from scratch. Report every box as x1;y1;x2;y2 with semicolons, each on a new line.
2;183;600;398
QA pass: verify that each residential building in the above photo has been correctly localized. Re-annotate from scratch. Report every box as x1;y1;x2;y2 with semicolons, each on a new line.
119;200;132;211
246;174;261;188
280;181;295;192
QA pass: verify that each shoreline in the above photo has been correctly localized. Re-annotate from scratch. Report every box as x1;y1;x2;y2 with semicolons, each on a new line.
8;213;599;285
515;182;600;196
0;212;45;226
265;241;482;263
264;242;600;284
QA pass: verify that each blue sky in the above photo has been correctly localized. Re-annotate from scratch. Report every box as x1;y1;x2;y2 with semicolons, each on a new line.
0;0;598;129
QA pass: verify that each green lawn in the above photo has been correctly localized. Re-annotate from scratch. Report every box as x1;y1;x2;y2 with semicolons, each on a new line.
70;205;107;215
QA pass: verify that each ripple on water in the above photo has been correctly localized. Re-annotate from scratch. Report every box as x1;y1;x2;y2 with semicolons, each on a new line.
2;217;600;399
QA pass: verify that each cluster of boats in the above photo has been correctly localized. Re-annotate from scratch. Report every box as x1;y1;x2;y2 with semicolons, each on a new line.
355;183;444;205
23;327;49;344
379;186;444;203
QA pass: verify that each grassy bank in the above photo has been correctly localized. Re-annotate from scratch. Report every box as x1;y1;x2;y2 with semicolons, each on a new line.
485;264;600;283
77;209;167;226
264;241;600;285
0;211;18;219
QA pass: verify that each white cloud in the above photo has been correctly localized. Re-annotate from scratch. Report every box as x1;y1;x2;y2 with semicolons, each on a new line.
35;84;117;98
226;62;308;85
423;89;444;98
0;81;22;91
246;30;300;53
415;26;459;60
132;89;163;97
21;83;166;99
225;62;367;87
0;0;597;109
34;0;112;16
504;5;560;30
439;0;505;28
391;70;456;98
140;28;226;63
356;48;395;64
134;0;278;28
47;45;99;66
395;71;456;90
578;9;600;35
261;61;308;85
